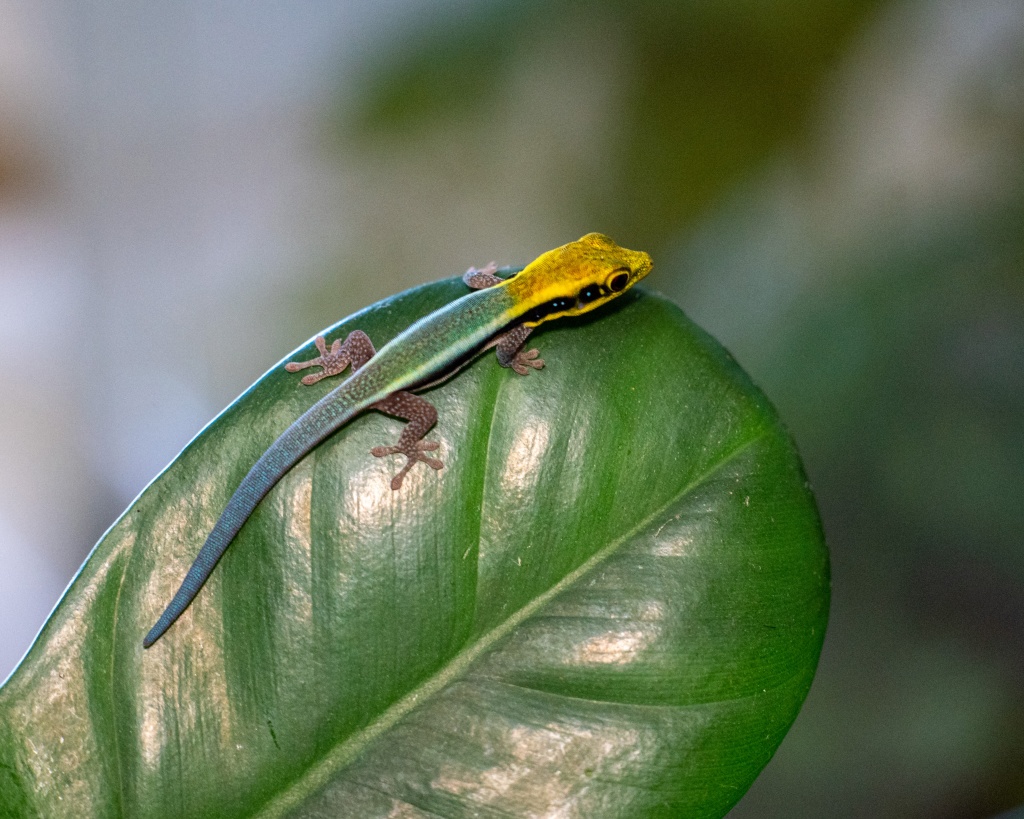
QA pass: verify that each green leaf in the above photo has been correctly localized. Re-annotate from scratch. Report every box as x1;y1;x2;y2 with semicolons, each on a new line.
0;281;827;818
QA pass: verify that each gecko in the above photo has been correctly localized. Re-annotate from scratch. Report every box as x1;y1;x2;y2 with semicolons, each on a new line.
144;233;653;648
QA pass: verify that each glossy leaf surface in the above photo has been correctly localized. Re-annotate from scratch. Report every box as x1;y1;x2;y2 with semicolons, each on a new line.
0;281;827;818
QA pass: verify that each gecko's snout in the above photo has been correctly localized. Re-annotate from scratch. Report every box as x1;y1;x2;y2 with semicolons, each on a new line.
625;250;653;286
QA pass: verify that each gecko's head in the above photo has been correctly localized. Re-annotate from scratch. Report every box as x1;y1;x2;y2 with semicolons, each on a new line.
511;233;653;327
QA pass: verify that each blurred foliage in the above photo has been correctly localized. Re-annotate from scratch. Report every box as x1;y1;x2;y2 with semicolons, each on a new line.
673;181;1024;817
321;0;1024;815
756;201;1024;563
332;0;884;251
0;124;46;201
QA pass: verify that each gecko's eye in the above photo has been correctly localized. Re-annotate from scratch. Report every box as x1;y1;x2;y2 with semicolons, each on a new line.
609;271;630;292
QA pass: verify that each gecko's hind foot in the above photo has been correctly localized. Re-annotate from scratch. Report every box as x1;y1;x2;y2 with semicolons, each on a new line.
511;348;544;376
371;440;444;490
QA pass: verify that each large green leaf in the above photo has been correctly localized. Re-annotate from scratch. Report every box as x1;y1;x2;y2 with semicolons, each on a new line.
0;280;827;818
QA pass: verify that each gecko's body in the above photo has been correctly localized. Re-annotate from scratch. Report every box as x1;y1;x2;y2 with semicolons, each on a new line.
144;233;652;648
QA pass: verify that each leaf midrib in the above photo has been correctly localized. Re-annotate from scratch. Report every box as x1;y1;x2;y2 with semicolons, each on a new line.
253;428;768;818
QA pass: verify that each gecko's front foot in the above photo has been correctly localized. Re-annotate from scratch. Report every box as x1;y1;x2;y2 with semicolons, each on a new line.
371;440;444;490
463;261;501;289
285;335;350;385
510;348;544;376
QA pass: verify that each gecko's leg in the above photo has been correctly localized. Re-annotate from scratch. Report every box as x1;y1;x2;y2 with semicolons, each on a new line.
370;392;443;490
462;261;503;289
463;267;544;375
284;330;376;385
495;324;544;376
286;332;436;490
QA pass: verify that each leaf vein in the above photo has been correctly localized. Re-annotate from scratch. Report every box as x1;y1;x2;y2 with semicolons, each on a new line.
254;423;769;817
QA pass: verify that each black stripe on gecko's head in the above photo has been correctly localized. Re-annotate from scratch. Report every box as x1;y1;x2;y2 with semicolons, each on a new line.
576;283;608;304
521;296;576;324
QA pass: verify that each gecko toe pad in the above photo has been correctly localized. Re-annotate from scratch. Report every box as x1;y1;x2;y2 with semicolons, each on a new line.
371;440;444;490
511;348;545;376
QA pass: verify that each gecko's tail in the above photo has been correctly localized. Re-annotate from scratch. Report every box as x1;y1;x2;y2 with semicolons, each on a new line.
143;389;361;648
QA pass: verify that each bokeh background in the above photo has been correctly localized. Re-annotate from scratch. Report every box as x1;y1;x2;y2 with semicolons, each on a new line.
0;1;1021;816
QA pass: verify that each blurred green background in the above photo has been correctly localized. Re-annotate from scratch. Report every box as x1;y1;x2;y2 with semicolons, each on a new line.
0;0;1021;816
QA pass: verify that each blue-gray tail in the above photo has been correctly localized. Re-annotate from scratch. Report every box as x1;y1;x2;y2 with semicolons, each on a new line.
143;391;360;648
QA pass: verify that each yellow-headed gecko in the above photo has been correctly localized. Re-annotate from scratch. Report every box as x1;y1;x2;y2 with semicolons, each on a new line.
144;233;652;647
